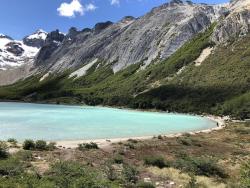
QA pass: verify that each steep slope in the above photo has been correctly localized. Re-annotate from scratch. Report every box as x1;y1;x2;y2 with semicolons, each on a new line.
34;1;226;73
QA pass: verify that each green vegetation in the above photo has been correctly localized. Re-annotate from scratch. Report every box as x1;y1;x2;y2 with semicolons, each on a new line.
23;139;56;151
0;159;116;187
78;142;99;150
0;122;249;187
136;182;155;188
0;142;8;159
144;156;169;169
240;160;250;188
35;140;47;150
113;155;124;164
46;161;114;188
172;154;227;178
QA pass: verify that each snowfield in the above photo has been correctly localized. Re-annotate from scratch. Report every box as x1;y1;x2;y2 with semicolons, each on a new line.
0;30;47;70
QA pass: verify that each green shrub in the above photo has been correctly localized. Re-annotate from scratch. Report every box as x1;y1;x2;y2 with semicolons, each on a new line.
7;138;18;146
14;150;33;162
47;142;57;151
136;182;155;188
78;142;99;150
23;139;35;150
240;160;250;188
177;137;202;147
35;140;47;151
46;161;112;188
113;155;124;164
144;156;169;169
178;138;192;146
0;157;24;176
122;164;138;184
125;143;135;149
157;135;163;140
173;156;227;178
0;141;8;159
128;139;138;143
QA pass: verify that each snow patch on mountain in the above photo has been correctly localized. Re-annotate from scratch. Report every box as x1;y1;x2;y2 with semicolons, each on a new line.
0;30;47;70
26;29;47;40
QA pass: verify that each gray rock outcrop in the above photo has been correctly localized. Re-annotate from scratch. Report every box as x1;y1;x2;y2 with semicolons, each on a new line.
35;1;226;73
212;0;250;43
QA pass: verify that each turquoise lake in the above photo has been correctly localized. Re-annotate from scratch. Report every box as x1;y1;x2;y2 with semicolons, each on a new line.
0;102;217;141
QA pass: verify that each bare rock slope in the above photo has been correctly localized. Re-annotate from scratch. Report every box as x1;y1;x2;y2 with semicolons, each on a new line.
35;1;226;74
212;0;250;43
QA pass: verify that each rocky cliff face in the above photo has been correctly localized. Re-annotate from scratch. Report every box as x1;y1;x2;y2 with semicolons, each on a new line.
34;1;226;74
212;0;250;43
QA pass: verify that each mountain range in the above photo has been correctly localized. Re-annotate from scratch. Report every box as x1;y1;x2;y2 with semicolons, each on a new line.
0;0;249;119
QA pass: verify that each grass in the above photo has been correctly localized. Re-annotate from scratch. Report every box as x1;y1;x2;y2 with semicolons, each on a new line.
0;122;249;187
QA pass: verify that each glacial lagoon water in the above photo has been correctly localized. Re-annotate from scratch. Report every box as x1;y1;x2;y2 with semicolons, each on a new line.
0;102;217;141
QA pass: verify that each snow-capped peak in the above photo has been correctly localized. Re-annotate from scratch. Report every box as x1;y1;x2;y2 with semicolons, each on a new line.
26;29;48;40
0;29;47;71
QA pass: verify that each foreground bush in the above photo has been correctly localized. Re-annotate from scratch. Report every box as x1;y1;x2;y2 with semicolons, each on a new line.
173;155;227;178
78;142;99;150
46;161;115;188
0;157;24;176
136;182;155;188
0;141;8;159
144;156;169;169
23;139;35;150
23;140;56;151
7;138;18;146
240;160;250;188
35;140;47;150
15;150;33;162
122;164;139;184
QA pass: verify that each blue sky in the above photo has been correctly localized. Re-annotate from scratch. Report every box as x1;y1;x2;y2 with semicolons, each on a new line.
0;0;229;39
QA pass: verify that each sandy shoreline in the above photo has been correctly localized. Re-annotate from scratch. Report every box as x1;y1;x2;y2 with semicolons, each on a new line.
55;115;228;149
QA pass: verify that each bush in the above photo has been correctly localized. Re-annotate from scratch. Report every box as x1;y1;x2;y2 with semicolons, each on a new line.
78;142;99;150
136;182;155;188
128;139;138;143
7;138;18;146
144;156;169;169
185;174;198;188
35;140;47;151
23;139;35;150
15;150;33;162
113;155;124;164
0;141;8;159
47;161;112;187
157;135;163;140
178;138;192;146
124;143;135;149
240;160;250;188
0;157;24;176
173;156;227;178
122;164;138;184
47;142;57;151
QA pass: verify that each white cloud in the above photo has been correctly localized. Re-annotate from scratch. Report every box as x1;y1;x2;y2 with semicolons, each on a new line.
111;0;120;6
85;3;97;11
57;0;96;18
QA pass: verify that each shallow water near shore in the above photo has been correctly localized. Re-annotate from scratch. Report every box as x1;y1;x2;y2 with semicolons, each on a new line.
0;102;217;141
